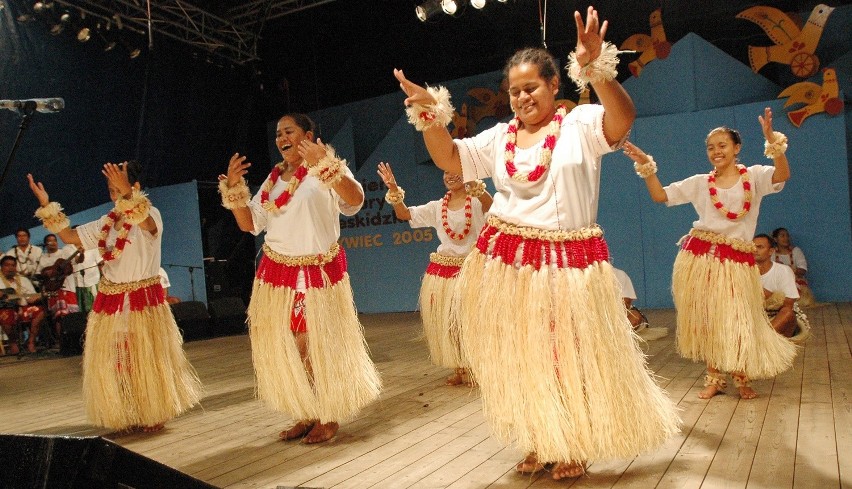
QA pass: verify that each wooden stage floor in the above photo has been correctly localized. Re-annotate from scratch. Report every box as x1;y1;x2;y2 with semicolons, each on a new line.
1;304;850;488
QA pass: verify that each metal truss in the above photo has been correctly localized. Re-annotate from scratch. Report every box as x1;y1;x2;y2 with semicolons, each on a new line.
54;0;262;64
227;0;337;28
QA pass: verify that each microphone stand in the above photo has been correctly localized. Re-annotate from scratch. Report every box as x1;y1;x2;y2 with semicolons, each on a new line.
0;103;37;194
163;263;200;302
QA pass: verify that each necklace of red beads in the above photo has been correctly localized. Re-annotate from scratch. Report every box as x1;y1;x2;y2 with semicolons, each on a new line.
708;164;752;220
261;162;308;212
504;106;566;183
441;191;473;241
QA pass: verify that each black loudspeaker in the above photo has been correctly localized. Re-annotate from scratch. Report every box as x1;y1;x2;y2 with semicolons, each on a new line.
170;301;212;341
60;311;87;356
207;297;247;337
0;434;217;488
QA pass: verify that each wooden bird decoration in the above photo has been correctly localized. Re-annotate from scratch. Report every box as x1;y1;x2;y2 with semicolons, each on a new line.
466;86;511;125
556;88;590;111
450;103;472;139
778;67;844;127
737;4;834;78
619;9;671;77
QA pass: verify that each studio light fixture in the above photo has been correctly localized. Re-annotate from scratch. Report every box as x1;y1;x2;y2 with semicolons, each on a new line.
470;0;487;9
440;0;457;15
415;0;441;22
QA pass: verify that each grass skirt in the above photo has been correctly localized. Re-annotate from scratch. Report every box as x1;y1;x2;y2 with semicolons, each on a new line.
248;243;381;422
419;253;465;369
672;230;796;378
456;216;679;463
83;276;202;430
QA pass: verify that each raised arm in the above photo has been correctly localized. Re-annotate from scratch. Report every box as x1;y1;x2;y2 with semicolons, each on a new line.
759;108;790;184
623;141;667;203
394;69;462;175
219;153;256;232
27;174;81;246
377;162;411;221
299;138;364;207
571;7;635;146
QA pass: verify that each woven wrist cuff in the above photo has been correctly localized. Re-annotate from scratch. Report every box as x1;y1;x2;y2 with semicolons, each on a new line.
634;156;658;178
385;186;405;205
566;41;620;93
219;178;251;209
309;146;346;188
115;188;152;225
405;86;454;131
34;202;70;233
764;131;788;159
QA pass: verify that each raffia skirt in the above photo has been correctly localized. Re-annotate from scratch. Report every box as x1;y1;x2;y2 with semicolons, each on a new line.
248;243;381;423
83;276;202;430
456;215;680;463
672;229;797;378
419;252;466;369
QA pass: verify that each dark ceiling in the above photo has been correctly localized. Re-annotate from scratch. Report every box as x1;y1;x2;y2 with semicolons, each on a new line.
237;0;851;116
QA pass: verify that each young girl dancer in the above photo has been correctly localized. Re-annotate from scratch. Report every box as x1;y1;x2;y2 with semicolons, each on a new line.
377;162;491;386
28;161;201;432
623;107;797;399
219;113;381;443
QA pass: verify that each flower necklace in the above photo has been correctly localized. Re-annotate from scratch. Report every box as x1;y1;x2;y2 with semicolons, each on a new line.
260;161;308;213
504;105;566;183
708;164;752;221
441;191;473;241
98;210;133;262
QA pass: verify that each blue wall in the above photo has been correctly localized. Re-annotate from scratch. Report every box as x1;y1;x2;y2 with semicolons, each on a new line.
1;181;207;304
305;34;851;313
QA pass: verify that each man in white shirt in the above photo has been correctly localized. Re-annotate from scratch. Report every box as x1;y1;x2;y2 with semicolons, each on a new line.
4;228;42;279
754;234;809;342
1;255;47;354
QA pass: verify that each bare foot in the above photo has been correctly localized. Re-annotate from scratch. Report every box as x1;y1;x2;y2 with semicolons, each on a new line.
446;372;465;386
698;384;723;399
26;342;36;353
552;460;586;480
516;453;545;474
302;421;339;444
279;420;315;441
143;423;164;433
738;385;758;399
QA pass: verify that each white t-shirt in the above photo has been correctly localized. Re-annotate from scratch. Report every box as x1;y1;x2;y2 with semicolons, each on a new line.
248;165;362;256
71;248;101;288
612;267;637;300
456;104;613;231
772;247;807;271
760;261;799;299
4;245;42;277
77;207;163;283
408;197;487;257
1;273;37;306
664;165;783;241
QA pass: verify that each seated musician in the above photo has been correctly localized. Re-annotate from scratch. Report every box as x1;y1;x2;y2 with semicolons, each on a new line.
754;234;810;344
35;234;81;341
1;255;46;354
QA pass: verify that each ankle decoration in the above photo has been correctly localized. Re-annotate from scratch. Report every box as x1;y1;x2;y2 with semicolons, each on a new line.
34;202;70;233
732;373;751;388
405;86;454;132
704;372;727;389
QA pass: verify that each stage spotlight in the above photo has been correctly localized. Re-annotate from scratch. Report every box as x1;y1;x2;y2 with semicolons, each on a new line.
117;38;142;59
440;0;457;15
77;26;90;42
93;25;116;51
415;0;441;21
471;0;486;9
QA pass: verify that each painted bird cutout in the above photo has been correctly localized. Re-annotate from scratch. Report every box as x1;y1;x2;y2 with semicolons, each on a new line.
778;67;844;127
556;88;591;112
619;9;672;77
467;86;512;125
737;4;834;78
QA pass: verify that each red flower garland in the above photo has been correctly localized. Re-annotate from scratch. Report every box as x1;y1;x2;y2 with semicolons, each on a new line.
441;192;473;241
260;162;308;212
708;164;752;221
98;210;133;262
504;106;566;183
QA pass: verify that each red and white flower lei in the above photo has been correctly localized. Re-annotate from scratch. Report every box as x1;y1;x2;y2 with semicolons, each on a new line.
708;164;752;221
98;210;133;262
441;191;473;241
261;162;308;213
504;106;566;182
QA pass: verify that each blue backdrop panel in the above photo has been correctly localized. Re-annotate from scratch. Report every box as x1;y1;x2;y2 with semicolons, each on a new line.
1;182;206;305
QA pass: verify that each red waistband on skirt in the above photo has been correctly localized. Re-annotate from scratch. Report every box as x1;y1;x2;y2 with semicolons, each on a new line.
426;253;465;278
256;242;347;289
475;215;609;269
680;231;755;265
93;276;164;314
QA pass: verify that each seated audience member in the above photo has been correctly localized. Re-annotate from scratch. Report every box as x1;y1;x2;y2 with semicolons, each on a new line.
0;255;47;354
612;266;669;340
159;267;181;305
4;228;42;279
69;235;101;314
754;234;810;344
771;227;816;307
